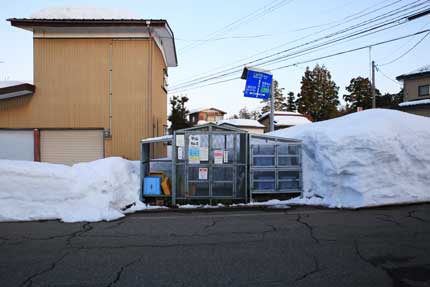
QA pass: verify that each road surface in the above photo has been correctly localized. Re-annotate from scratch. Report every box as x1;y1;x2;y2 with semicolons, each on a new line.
0;204;429;286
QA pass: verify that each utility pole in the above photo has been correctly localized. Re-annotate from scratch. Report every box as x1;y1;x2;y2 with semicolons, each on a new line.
372;60;376;109
269;83;275;132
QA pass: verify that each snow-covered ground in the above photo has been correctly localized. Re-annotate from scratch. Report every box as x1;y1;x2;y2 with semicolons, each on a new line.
270;109;430;208
0;109;429;223
0;158;156;223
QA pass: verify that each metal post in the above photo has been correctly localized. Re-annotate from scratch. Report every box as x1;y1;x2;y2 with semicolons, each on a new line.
372;60;376;109
269;83;275;132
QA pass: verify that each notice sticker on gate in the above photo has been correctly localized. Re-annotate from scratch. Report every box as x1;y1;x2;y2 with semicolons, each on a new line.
198;168;208;180
189;135;200;147
223;151;229;163
189;147;200;164
214;150;223;164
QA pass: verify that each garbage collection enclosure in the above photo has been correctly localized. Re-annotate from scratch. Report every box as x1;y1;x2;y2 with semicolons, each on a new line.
141;124;302;205
172;124;248;204
249;134;302;201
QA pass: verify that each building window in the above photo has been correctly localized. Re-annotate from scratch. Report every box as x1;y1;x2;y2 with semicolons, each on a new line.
418;85;429;97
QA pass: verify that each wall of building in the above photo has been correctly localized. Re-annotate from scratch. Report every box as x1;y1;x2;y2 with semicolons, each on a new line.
404;77;430;101
399;106;430;117
0;37;167;160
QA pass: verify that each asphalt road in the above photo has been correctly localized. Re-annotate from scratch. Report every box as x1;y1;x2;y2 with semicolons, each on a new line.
0;204;429;287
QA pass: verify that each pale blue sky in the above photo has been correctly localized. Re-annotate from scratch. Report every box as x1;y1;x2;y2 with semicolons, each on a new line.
1;0;429;115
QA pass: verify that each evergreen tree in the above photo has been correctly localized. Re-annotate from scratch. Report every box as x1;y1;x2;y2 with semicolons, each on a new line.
250;110;261;120
238;107;252;119
377;89;404;109
296;65;340;121
261;80;286;114
168;95;191;133
286;91;296;112
343;76;381;111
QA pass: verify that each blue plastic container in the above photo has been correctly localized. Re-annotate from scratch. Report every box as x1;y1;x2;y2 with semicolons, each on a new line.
143;176;162;195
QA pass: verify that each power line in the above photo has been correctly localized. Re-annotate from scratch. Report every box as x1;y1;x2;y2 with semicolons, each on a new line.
170;0;428;90
375;66;403;86
378;31;430;66
178;0;294;53
170;3;429;91
173;0;415;85
171;29;430;93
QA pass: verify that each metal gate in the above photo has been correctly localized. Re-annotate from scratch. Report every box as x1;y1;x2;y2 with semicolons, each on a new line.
172;124;248;204
249;134;302;201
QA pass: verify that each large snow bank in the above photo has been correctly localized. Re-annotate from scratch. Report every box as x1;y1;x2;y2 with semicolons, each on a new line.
30;7;137;20
270;109;430;208
0;157;147;222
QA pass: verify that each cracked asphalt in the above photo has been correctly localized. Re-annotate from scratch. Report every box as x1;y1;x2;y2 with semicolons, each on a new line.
0;204;429;287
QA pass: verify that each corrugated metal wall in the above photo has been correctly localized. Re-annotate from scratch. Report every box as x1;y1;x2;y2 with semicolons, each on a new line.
0;37;168;160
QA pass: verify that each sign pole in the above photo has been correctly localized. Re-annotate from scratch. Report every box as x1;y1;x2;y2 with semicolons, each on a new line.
269;83;275;132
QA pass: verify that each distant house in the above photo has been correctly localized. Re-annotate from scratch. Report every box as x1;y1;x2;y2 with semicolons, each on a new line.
189;107;226;126
217;119;265;134
396;65;430;117
258;111;312;133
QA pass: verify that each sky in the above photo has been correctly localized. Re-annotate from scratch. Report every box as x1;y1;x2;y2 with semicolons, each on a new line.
0;0;429;117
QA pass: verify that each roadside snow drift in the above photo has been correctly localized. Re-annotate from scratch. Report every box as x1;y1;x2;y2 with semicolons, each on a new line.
0;158;145;222
271;109;430;208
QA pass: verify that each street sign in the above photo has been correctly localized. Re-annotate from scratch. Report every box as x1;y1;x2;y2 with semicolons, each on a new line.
243;69;273;99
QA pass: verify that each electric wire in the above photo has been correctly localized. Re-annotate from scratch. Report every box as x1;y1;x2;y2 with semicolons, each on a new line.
169;1;429;90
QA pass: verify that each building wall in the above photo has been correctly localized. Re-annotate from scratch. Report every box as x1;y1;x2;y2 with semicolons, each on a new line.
0;37;167;160
399;106;430;117
239;127;264;134
404;77;430;101
260;117;270;133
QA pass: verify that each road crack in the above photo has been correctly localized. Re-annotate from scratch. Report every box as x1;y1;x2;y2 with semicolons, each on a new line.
20;251;71;287
375;214;402;227
106;256;143;287
406;210;428;222
296;214;319;244
293;253;321;283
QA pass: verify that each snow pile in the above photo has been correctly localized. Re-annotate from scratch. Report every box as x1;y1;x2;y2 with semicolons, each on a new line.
30;7;137;20
271;109;430;208
399;99;430;107
0;157;147;222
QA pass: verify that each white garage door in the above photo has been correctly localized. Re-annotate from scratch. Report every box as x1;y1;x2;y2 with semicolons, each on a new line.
0;130;34;161
40;130;104;165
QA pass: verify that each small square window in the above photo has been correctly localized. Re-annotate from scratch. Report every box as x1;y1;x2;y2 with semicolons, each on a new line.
418;85;429;97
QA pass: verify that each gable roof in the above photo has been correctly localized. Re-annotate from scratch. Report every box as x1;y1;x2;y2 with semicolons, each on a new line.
189;107;226;114
8;7;178;67
217;119;264;128
0;81;35;100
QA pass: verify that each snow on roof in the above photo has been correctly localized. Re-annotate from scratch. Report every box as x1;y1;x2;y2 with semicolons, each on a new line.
399;99;430;107
189;107;226;114
406;64;430;75
217;119;265;128
397;64;430;79
260;111;302;119
30;7;137;20
274;115;311;126
141;135;172;143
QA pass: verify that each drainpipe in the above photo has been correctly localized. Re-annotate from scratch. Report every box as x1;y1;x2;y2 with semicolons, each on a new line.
146;21;154;137
107;42;113;138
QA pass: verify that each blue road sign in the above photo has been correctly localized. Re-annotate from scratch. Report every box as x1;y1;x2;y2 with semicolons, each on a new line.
243;69;273;99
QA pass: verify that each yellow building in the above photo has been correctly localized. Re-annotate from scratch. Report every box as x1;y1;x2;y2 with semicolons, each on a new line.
0;8;177;164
